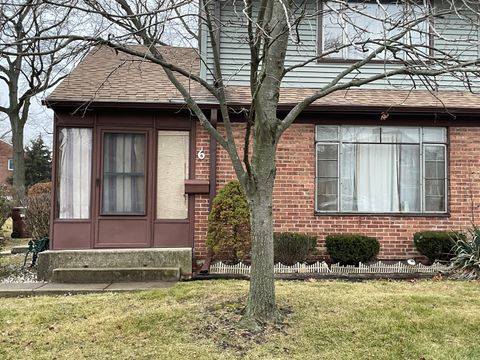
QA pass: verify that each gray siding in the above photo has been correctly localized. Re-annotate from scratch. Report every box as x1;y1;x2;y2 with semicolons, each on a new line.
200;0;480;90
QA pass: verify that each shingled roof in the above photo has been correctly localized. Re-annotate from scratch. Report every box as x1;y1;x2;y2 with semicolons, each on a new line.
48;45;206;104
48;45;480;113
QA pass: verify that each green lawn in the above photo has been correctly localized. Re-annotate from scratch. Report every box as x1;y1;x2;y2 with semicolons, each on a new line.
1;280;479;359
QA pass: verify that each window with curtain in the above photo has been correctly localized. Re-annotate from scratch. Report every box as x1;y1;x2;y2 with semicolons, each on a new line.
315;126;447;213
102;133;146;215
321;0;431;60
57;128;92;219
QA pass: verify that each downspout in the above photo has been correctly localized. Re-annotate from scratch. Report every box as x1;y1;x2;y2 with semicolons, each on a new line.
200;0;221;274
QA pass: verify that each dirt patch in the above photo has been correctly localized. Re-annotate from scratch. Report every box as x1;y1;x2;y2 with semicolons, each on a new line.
0;254;38;283
196;300;292;357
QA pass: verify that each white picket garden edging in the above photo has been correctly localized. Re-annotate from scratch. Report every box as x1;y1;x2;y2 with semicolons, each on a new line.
209;261;450;275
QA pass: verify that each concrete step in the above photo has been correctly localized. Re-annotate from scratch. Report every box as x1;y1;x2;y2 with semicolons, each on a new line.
51;267;180;283
37;248;192;281
11;245;29;254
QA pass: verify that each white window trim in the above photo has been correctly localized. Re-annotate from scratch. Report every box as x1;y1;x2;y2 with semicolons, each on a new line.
7;159;13;171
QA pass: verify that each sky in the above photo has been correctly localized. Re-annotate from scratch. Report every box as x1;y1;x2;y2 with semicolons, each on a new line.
0;83;54;149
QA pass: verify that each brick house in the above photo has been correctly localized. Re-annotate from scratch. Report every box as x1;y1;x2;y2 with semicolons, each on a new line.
41;1;480;278
0;139;14;186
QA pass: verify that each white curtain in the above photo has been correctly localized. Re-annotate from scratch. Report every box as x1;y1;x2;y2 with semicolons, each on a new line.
102;133;145;214
58;128;92;219
356;144;399;212
341;144;419;212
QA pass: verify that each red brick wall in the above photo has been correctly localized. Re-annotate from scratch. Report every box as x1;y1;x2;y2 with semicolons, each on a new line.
0;140;13;186
193;123;480;262
193;126;211;262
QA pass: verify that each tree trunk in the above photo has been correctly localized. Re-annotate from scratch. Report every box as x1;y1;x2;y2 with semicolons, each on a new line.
244;187;279;323
10;115;25;196
243;125;280;324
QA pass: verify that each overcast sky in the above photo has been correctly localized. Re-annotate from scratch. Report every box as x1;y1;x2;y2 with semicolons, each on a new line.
0;82;54;148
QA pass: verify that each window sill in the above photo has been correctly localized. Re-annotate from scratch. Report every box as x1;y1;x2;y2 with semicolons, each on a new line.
314;212;450;218
315;58;431;66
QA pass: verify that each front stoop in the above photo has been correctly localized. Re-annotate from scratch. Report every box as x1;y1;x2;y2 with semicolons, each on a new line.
51;267;180;283
37;248;192;282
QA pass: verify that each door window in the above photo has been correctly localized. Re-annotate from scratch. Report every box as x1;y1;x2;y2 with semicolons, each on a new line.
102;133;146;215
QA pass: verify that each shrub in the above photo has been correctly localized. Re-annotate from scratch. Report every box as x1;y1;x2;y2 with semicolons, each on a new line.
326;234;380;265
450;227;480;279
413;231;463;263
0;184;12;233
25;185;51;239
274;232;317;265
28;181;52;196
207;180;250;262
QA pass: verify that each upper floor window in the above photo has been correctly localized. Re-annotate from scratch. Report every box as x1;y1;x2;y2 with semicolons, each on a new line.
315;126;447;214
7;159;13;171
320;0;431;60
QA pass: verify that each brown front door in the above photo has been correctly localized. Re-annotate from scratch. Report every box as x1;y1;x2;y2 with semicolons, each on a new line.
94;129;152;247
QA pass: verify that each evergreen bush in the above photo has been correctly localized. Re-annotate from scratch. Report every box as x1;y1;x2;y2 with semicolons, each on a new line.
273;232;317;265
207;180;250;262
326;234;380;265
413;231;463;263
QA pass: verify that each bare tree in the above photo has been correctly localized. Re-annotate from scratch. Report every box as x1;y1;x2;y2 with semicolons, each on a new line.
13;0;480;324
0;0;84;192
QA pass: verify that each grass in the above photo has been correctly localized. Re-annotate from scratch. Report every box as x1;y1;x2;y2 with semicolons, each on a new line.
1;280;480;359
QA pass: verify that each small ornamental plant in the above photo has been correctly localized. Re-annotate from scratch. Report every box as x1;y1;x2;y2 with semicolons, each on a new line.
273;232;317;265
326;234;380;266
207;180;251;263
450;226;480;279
413;231;464;263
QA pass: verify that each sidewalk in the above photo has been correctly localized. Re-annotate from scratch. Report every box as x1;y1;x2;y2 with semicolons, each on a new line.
0;281;175;297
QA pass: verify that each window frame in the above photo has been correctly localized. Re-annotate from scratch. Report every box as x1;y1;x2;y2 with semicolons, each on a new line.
56;127;93;220
7;159;13;171
422;143;448;214
314;125;448;215
100;131;148;216
316;0;434;63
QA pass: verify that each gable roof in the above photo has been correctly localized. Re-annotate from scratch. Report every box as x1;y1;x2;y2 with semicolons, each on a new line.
48;45;480;114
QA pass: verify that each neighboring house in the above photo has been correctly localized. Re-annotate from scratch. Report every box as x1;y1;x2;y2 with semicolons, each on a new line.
44;1;480;277
0;139;14;186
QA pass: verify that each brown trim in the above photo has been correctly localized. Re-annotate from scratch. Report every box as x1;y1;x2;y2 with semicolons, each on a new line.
53;219;92;224
188;120;196;247
185;179;210;194
155;219;189;224
209;109;218;208
47;100;480;117
45;100;214;111
49;121;58;246
201;109;218;273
